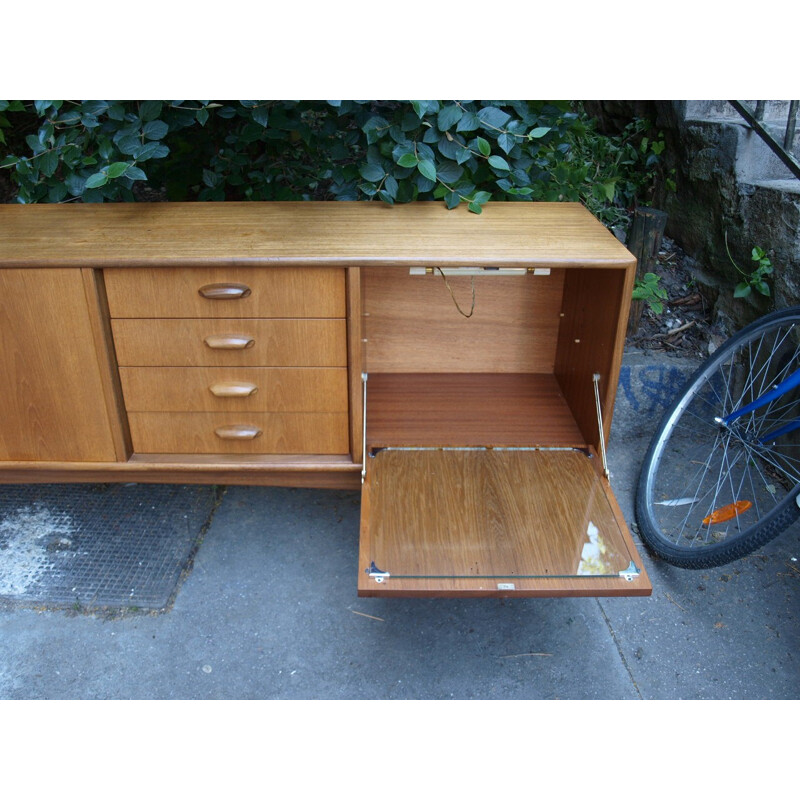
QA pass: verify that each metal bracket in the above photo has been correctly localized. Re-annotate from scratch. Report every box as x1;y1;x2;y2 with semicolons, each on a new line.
408;267;550;277
361;372;368;484
592;373;610;480
366;561;390;583
619;561;641;582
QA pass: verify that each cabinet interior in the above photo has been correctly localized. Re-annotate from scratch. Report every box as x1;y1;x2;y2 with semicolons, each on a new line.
362;266;627;452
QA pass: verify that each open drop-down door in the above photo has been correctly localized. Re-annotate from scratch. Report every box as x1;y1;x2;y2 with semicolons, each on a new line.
358;446;651;597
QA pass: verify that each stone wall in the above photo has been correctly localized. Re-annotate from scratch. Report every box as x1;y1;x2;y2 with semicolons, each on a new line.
585;100;800;332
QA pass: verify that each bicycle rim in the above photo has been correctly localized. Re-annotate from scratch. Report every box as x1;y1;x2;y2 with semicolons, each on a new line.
637;307;800;568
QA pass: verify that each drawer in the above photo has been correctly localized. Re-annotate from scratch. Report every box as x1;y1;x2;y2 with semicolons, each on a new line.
111;319;347;367
128;411;350;454
104;267;346;318
119;367;349;413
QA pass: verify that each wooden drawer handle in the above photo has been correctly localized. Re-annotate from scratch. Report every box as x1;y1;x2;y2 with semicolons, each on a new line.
209;381;259;397
198;283;252;300
215;424;263;440
204;334;255;350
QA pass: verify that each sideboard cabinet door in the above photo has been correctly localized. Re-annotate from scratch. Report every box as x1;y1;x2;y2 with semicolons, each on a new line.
0;269;118;462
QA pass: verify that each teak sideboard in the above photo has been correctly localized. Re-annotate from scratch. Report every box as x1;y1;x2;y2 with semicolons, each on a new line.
0;201;651;598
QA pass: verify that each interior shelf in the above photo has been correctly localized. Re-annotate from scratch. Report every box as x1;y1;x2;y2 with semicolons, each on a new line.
365;372;586;449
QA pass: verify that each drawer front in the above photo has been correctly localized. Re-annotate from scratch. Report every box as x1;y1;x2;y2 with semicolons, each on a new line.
104;267;346;318
111;319;348;367
119;367;349;413
128;411;350;454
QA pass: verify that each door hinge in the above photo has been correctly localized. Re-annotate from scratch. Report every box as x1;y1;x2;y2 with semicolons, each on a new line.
366;561;390;583
619;561;641;582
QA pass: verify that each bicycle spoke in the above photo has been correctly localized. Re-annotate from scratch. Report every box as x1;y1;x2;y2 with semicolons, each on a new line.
639;310;800;567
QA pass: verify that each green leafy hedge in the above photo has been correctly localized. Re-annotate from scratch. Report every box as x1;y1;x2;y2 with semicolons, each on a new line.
0;100;666;224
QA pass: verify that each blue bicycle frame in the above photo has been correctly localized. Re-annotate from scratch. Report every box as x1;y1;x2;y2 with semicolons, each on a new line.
718;366;800;444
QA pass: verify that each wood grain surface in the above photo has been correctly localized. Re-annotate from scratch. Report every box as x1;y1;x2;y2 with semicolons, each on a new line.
0;202;636;269
127;411;349;454
104;266;346;318
358;448;651;597
365;373;584;448
363;268;565;373
0;454;361;489
0;269;118;461
555;267;633;452
111;318;348;367
118;367;348;412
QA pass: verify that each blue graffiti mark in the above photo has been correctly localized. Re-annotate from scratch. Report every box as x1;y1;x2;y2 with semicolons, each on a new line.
618;364;692;415
617;365;638;411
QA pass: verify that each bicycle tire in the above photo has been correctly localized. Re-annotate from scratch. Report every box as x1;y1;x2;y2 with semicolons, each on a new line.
636;306;800;568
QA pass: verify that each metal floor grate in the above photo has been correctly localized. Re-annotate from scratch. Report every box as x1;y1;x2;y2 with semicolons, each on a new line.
0;483;220;611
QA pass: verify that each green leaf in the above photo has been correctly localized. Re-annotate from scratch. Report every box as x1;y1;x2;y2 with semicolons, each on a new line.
529;126;551;139
38;150;59;177
107;104;126;121
106;161;130;179
456;112;479;132
755;281;771;296
416;142;435;163
85;172;109;189
752;246;765;260
96;138;113;160
143;120;168;140
124;165;147;181
422;126;440;144
378;190;394;205
48;183;68;202
252;106;270;127
488;155;510;171
444;191;461;209
65;173;86;196
437;135;461;160
136;141;169;161
602;181;617;201
417;159;436;181
437;162;463;184
0;155;20;168
497;133;515;154
383;175;399;199
25;134;45;154
116;134;140;155
139;101;162;121
733;282;752;298
359;163;384;182
79;100;107;117
437;104;463;131
468;201;483;214
196;108;209;126
476;137;491;156
472;191;491;204
397;153;419;168
391;125;411;146
363;115;390;144
477;105;511;130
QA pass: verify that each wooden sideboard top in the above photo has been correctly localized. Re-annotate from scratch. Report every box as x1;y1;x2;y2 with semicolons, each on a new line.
0;201;634;269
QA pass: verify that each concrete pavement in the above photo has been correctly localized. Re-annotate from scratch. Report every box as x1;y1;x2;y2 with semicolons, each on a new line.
1;350;798;700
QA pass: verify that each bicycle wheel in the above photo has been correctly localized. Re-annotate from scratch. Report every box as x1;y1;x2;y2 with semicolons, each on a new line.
636;306;800;568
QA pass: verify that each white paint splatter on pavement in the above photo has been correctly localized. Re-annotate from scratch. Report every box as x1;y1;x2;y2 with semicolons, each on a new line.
0;505;76;595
